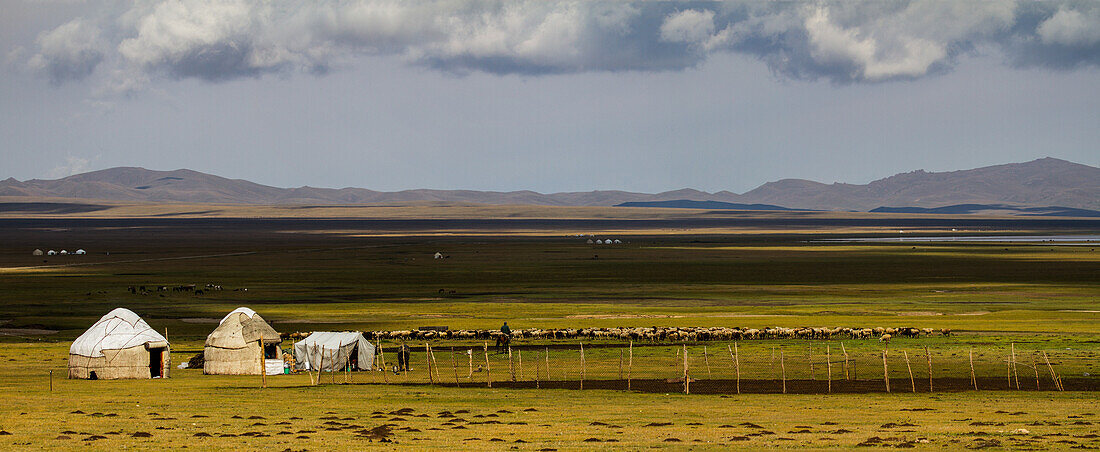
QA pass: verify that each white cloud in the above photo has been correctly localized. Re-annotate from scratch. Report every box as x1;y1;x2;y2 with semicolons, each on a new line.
47;156;93;178
1038;7;1100;47
27;18;105;84
659;9;716;44
13;0;1100;89
805;7;946;81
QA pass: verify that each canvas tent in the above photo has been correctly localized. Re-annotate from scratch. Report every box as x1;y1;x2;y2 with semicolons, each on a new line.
32;249;43;256
293;332;375;372
75;249;86;255
69;308;170;380
204;307;282;375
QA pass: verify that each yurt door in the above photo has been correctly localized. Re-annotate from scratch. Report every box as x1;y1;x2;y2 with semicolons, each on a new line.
149;348;164;378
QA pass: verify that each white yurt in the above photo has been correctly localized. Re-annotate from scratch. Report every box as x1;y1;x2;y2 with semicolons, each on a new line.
69;308;170;380
47;250;57;255
434;252;444;259
75;249;87;255
60;250;68;255
586;239;594;244
204;307;282;375
293;332;375;372
613;239;622;244
32;249;43;256
596;240;604;244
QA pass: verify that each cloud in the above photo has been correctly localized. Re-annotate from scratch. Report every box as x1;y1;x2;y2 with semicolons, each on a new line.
14;0;1100;90
27;18;106;84
1038;6;1100;46
660;9;716;44
47;156;93;178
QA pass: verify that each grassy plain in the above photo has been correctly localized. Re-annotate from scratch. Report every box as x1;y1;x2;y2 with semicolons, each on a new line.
0;206;1097;449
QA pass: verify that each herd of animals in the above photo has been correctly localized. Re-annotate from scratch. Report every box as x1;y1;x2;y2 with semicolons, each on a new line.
281;326;951;343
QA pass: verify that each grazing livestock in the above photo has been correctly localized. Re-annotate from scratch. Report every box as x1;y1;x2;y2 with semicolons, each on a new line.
330;325;949;344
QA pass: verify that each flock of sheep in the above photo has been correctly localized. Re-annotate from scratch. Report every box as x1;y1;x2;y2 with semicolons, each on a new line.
281;326;950;343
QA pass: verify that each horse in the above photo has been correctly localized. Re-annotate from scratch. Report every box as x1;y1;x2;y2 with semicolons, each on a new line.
495;334;511;354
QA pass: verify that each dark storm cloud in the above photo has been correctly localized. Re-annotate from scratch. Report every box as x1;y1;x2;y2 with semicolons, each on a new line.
13;0;1100;90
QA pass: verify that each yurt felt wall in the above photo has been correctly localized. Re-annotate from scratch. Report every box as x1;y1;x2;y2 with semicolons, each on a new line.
69;308;170;380
204;307;282;375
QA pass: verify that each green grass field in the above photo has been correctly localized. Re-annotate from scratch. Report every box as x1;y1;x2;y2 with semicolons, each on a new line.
0;213;1097;449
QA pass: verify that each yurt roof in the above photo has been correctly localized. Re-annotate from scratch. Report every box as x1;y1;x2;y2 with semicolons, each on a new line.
206;307;280;348
70;308;167;357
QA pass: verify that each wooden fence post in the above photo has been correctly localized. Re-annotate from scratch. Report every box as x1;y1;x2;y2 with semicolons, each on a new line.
1031;352;1040;390
1043;351;1063;391
627;341;633;391
378;341;388;384
841;342;850;381
315;345;324;386
882;350;890;393
426;343;434;385
545;347;550;382
969;348;977;390
331;349;337;385
49;370;53;392
518;349;523;381
904;350;915;393
727;343;740;395
780;350;786;394
468;348;473;378
925;346;932;392
683;343;689;395
508;346;515;382
580;342;586;390
734;343;740;395
484;342;491;388
826;345;832;394
704;345;711;377
1011;343;1020;390
259;333;267;388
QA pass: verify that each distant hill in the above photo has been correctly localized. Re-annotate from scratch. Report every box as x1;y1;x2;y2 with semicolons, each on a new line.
737;157;1100;211
615;200;800;211
1;158;1097;213
870;204;1100;217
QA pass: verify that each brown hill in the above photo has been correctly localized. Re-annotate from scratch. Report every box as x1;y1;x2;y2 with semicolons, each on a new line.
0;158;1096;211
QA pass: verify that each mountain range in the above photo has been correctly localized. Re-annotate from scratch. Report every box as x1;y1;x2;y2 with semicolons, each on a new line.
1;158;1097;212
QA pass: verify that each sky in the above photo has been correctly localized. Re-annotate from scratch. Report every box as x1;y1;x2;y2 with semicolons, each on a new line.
2;1;1099;194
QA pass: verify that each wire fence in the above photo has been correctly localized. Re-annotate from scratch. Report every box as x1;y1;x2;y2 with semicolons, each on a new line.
318;340;1100;394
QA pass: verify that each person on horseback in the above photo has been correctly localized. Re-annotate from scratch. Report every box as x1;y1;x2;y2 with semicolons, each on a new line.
496;322;512;353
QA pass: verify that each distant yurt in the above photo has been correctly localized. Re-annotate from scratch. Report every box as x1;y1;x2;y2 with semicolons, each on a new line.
32;249;43;256
293;332;375;372
613;239;622;244
586;239;594;244
69;308;170;380
75;249;86;255
60;250;68;255
47;250;57;255
204;307;282;375
434;252;444;259
596;239;604;244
